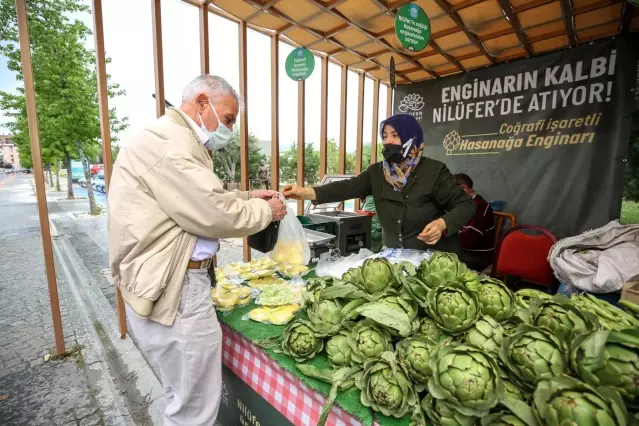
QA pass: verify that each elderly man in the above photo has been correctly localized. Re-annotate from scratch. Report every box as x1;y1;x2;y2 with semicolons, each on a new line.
108;75;286;425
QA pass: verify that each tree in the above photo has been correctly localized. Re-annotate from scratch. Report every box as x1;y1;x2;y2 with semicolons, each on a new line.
280;142;320;186
0;0;128;213
212;126;267;187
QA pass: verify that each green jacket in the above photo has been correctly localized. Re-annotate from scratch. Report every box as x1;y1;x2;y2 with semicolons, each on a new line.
313;158;476;254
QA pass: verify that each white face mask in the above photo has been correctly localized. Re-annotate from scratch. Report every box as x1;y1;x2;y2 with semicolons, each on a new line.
199;100;232;151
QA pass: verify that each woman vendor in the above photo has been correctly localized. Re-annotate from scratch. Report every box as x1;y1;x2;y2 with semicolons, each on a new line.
282;114;476;254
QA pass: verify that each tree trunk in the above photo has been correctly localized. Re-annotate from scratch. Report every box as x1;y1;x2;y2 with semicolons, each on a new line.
47;165;54;187
55;160;61;192
78;144;99;215
65;154;74;200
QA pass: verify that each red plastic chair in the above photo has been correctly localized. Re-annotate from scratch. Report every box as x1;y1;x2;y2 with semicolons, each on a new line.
491;225;558;287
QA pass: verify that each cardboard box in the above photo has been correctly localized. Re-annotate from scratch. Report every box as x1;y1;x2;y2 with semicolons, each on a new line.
621;281;639;304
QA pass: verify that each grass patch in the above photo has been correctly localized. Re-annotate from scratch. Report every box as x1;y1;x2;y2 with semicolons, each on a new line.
621;201;639;225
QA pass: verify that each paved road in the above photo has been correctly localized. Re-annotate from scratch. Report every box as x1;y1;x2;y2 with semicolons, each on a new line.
0;173;104;425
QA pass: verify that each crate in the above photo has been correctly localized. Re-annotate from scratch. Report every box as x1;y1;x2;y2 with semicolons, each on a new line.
621;281;639;304
297;215;336;235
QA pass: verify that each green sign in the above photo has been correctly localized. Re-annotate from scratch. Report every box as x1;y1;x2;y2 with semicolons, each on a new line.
394;3;431;52
285;47;315;81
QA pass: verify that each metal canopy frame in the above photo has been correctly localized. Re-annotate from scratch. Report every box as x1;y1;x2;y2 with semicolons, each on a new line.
14;0;638;348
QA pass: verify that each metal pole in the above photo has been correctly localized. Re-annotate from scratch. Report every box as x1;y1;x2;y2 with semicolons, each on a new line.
239;21;250;262
297;80;305;216
371;79;380;164
151;0;165;117
91;0;127;338
354;72;365;211
199;1;210;74
270;35;279;191
319;56;328;179
15;0;65;354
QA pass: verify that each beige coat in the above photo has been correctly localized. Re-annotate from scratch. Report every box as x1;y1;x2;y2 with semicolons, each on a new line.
108;108;272;325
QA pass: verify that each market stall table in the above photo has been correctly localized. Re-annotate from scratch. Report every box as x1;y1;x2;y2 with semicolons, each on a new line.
217;298;414;426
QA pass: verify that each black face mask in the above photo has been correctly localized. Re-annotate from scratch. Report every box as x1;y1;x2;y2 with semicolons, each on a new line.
382;144;405;164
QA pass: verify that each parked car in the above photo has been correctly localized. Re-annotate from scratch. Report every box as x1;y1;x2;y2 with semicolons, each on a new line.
92;173;106;193
90;164;104;176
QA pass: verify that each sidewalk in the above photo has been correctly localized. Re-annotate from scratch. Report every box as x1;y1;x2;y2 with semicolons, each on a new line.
1;174;162;425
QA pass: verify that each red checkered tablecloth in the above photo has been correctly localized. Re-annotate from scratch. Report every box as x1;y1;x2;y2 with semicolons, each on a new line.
221;324;375;426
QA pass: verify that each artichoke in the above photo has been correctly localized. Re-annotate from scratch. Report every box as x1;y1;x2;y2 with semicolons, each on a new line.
342;267;364;287
515;288;551;309
396;336;435;391
280;319;325;362
426;282;480;334
418;252;468;289
402;275;430;307
533;375;627;426
500;367;526;401
572;293;639;331
570;328;639;404
462;315;504;356
476;277;516;322
500;324;568;391
356;351;417;418
481;396;541;426
360;258;395;293
348;319;393;364
307;299;344;335
428;343;504;416
422;394;478;426
524;294;597;341
414;317;445;342
355;292;416;337
457;270;481;293
325;329;353;368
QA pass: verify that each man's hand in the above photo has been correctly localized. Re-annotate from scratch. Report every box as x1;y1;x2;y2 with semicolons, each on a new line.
418;218;447;245
268;198;287;221
282;184;316;201
251;190;277;200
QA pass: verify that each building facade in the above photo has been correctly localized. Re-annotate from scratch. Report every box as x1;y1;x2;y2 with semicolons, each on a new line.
0;134;20;169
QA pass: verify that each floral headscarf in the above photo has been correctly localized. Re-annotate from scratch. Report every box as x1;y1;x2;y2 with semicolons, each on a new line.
380;114;425;191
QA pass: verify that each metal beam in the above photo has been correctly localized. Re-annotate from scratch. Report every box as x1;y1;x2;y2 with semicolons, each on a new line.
297;80;305;216
270;35;279;191
354;72;365;210
560;0;578;45
199;1;210;74
386;83;393;118
238;21;250;262
92;0;127;338
497;0;532;56
151;0;165;117
371;79;380;164
319;56;328;179
15;0;65;354
432;0;496;64
338;66;348;175
621;2;635;34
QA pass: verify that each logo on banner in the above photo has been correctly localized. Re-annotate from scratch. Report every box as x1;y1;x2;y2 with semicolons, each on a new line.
398;93;425;120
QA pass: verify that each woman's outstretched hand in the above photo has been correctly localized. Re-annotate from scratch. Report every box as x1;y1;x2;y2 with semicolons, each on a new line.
282;184;316;201
418;218;447;245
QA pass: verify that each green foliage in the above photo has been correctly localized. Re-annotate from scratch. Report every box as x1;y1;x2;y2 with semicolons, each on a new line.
212;126;267;183
0;0;128;177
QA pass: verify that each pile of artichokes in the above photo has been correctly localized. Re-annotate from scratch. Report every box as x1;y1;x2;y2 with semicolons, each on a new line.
258;253;639;426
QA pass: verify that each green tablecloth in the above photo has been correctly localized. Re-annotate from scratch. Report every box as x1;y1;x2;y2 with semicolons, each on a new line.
217;276;414;426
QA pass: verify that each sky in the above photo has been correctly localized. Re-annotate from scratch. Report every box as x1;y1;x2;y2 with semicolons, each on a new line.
0;0;389;153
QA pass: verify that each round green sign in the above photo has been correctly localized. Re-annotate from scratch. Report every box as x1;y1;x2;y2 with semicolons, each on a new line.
394;3;431;52
285;47;315;81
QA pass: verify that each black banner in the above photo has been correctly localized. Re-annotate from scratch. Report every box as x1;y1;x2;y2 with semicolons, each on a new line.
394;35;639;238
216;365;294;426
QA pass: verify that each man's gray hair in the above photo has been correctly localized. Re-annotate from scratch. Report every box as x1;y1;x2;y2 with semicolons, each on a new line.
181;75;244;110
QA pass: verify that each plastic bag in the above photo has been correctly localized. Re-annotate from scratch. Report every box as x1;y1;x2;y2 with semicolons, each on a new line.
269;194;311;266
315;248;375;279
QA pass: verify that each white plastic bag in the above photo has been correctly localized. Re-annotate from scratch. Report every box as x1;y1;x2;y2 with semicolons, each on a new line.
269;194;311;266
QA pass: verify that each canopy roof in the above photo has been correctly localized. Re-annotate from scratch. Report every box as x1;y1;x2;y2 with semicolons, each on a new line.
190;0;638;84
